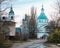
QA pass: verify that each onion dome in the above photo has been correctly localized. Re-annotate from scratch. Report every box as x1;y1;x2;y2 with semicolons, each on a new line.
38;5;47;19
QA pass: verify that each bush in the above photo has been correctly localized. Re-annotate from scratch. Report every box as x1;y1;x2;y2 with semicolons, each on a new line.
47;28;60;43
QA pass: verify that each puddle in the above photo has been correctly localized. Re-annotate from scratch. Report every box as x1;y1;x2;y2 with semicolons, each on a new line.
27;43;47;48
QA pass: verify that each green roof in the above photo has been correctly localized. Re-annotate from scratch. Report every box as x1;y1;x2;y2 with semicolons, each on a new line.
9;6;14;15
38;13;47;19
23;15;28;21
15;28;21;32
38;5;47;19
9;10;14;14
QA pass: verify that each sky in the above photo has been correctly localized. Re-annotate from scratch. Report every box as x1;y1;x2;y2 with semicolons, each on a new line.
6;0;56;27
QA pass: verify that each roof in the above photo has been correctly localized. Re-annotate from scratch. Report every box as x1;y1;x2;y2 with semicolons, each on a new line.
9;6;14;15
15;28;21;32
38;5;47;19
38;13;47;19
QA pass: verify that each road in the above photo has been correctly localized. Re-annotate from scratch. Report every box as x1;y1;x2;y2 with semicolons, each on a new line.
26;43;46;48
11;39;60;48
11;40;45;48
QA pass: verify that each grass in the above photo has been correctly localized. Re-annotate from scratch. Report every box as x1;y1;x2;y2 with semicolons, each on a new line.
2;40;29;48
2;40;14;48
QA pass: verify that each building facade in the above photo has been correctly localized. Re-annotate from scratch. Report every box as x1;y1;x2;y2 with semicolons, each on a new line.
37;5;48;38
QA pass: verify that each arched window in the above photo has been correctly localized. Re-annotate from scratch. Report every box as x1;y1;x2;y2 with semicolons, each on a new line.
2;17;5;20
11;16;13;20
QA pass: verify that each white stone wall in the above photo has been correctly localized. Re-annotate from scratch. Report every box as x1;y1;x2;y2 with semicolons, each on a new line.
9;25;15;36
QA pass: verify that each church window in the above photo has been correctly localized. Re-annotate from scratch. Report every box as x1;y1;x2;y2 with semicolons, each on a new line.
43;20;45;23
41;20;43;22
2;17;5;20
39;20;41;22
11;16;13;20
42;20;43;23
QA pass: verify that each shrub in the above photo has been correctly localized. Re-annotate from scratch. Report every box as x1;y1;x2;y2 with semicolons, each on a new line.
48;28;60;43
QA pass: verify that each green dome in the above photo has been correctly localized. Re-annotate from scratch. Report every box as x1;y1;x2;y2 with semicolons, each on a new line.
9;6;14;15
9;10;14;15
38;13;47;19
38;5;47;19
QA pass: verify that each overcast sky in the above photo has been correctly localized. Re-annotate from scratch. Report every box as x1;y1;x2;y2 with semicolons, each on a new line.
9;0;55;27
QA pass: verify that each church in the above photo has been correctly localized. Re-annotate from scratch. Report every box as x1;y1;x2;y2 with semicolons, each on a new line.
20;14;29;40
0;6;16;39
37;5;48;38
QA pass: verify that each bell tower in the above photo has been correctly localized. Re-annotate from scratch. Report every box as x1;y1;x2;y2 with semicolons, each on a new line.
9;5;14;21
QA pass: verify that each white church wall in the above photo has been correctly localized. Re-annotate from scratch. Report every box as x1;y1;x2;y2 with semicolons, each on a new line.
9;25;15;36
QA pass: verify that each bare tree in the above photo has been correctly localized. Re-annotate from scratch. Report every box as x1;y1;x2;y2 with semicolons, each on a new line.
29;7;37;38
50;0;60;27
0;0;10;17
0;0;16;16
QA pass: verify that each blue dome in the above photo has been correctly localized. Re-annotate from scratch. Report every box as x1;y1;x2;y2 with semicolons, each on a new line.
38;13;47;19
